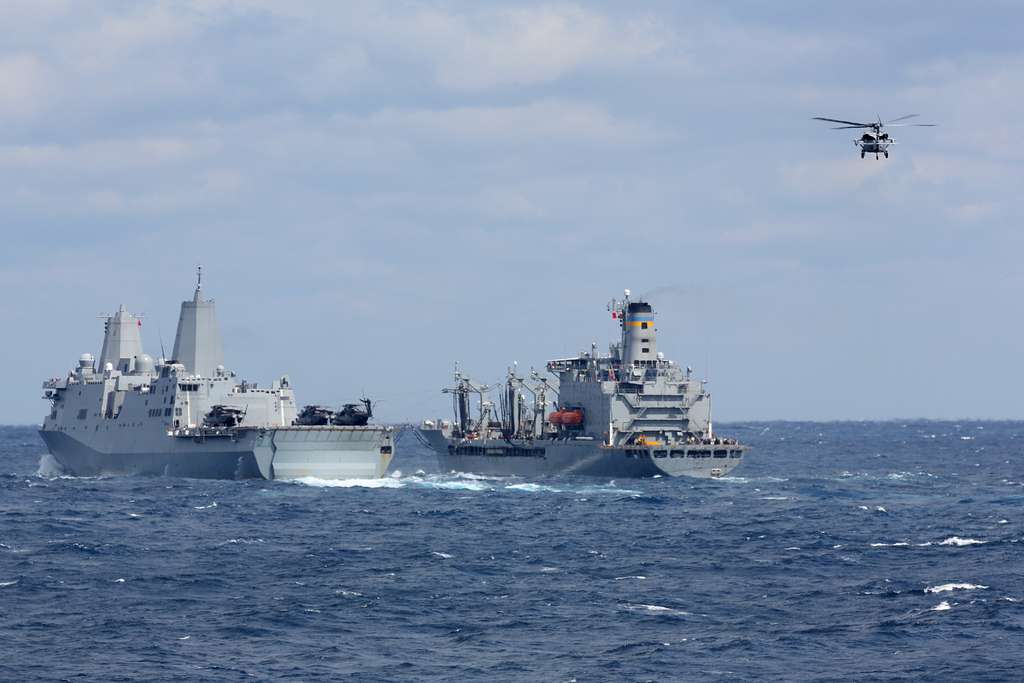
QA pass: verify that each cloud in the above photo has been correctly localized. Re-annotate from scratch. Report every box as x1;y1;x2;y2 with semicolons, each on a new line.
906;55;1024;160
0;54;55;120
0;136;211;171
357;99;666;146
2;1;1024;422
909;154;1010;186
779;158;889;197
947;201;997;223
395;4;667;90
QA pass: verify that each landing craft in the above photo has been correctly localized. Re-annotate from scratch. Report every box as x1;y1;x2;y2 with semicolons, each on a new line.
814;114;935;159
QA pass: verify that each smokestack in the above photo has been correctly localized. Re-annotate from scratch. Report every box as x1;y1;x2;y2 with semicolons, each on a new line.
98;304;144;374
621;299;657;367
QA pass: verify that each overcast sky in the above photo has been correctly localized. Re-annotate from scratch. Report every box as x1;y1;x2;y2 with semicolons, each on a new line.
2;1;1022;423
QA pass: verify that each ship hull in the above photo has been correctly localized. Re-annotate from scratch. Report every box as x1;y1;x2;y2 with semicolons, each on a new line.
421;430;744;479
40;426;392;480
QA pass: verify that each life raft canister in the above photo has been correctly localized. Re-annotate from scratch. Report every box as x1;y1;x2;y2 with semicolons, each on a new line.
549;408;584;426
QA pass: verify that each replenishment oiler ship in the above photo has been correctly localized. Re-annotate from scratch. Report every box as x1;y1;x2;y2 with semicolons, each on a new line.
39;270;393;480
420;290;747;478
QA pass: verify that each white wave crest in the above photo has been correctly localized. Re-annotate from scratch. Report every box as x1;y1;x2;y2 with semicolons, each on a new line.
925;583;988;594
0;580;18;588
931;601;952;611
578;485;642;496
720;475;788;485
219;538;264;546
431;551;453;559
35;453;65;478
287;473;493;492
193;502;218;510
288;473;639;496
870;542;910;547
939;537;986;546
446;471;503;481
506;483;561;494
614;575;647;581
424;480;492;491
289;476;404;489
621;603;689;616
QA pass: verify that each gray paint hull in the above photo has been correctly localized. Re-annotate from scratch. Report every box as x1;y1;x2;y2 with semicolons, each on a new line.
40;426;392;480
421;430;744;479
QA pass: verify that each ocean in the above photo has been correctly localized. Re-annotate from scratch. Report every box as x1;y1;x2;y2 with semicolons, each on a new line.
1;421;1022;681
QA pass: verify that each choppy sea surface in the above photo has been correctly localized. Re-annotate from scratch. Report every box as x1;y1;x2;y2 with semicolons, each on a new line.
2;422;1023;681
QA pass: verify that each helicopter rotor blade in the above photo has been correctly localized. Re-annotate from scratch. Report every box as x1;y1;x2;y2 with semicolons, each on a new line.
886;123;937;127
813;116;872;127
886;114;920;124
831;124;872;129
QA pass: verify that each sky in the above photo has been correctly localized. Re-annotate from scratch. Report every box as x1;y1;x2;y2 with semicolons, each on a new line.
2;0;1023;424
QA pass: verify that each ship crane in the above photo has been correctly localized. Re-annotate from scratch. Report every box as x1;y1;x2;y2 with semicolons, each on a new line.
442;363;491;437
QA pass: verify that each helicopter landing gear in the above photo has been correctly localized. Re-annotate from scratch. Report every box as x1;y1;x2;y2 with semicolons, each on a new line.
861;151;865;159
884;151;889;158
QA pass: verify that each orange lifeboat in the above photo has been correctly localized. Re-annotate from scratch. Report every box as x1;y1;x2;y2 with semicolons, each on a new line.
549;408;584;427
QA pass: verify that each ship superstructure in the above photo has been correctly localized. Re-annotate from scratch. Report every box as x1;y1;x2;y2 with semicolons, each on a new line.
40;271;393;480
420;290;747;478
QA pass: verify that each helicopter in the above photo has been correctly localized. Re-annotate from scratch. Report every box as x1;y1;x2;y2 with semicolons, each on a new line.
813;114;935;159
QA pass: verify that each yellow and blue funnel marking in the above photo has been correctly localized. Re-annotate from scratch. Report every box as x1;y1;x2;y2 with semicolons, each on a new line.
625;315;654;328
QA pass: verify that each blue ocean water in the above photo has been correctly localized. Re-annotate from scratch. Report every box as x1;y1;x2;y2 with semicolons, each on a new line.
1;422;1023;681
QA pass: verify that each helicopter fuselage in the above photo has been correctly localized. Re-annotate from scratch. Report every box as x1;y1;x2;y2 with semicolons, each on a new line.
855;132;892;158
815;114;932;160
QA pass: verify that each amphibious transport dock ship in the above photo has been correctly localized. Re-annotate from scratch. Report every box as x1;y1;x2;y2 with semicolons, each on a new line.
420;290;747;479
39;271;393;480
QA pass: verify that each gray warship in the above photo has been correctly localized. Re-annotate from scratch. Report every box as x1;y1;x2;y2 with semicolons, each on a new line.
39;271;393;480
420;290;747;478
